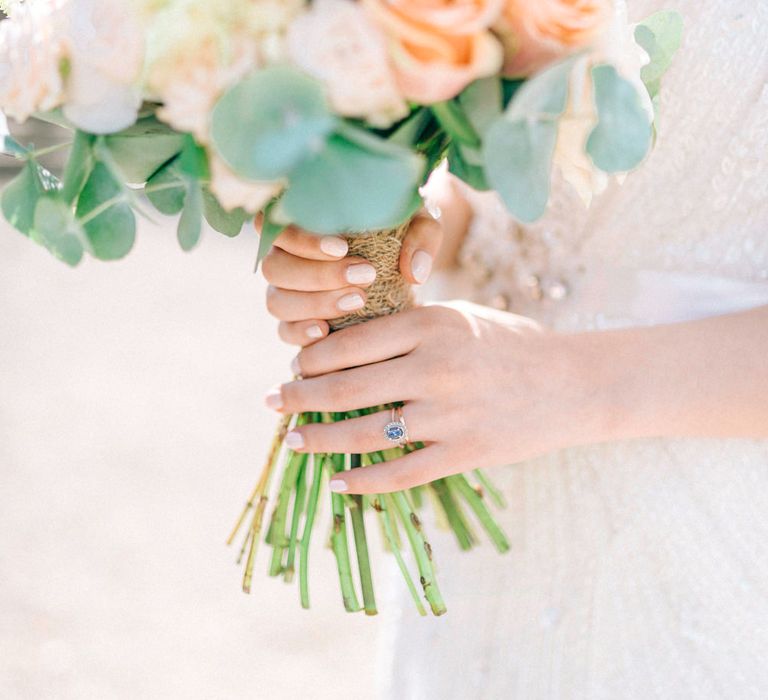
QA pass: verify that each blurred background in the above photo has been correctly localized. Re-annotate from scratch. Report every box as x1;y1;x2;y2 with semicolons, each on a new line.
0;120;382;699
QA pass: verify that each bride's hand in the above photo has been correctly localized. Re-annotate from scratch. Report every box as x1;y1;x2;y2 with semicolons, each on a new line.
264;302;610;494
260;213;443;347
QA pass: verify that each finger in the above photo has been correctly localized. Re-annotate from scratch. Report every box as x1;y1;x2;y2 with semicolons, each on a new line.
279;357;419;413
285;403;429;454
270;226;349;261
278;320;329;347
266;285;366;322
328;445;448;494
262;247;377;292
294;309;422;377
399;214;443;286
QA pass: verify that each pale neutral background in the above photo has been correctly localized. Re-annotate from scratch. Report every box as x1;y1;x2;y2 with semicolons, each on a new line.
0;203;381;698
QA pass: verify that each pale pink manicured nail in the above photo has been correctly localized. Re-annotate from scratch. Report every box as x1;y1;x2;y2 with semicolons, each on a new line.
264;387;283;411
306;324;324;339
291;355;301;376
346;263;376;285
285;431;304;450
337;293;364;311
411;250;433;285
329;479;348;493
320;236;348;258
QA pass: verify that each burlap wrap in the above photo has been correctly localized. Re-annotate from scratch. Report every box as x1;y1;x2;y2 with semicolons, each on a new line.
328;223;414;330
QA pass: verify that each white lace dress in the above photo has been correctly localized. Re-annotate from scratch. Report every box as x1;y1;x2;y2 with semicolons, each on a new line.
376;1;768;698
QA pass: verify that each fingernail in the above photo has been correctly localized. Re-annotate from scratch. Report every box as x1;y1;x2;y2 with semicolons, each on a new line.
320;236;348;258
346;263;376;285
285;431;304;450
337;293;364;311
329;479;348;493
264;387;283;411
290;355;301;376
306;324;324;339
411;250;433;285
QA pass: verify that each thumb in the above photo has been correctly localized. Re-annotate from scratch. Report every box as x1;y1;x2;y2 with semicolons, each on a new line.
399;212;443;286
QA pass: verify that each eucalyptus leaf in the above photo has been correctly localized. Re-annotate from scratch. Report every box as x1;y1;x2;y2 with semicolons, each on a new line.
202;188;248;237
177;181;203;251
387;108;433;149
62;131;95;204
178;135;210;180
635;11;684;98
448;143;490;191
256;200;286;268
104;116;185;183
31;196;85;266
76;161;136;260
458;78;503;136
280;133;424;234
431;100;481;147
586;64;653;173
1;159;60;234
482;57;576;222
146;157;186;215
211;66;336;181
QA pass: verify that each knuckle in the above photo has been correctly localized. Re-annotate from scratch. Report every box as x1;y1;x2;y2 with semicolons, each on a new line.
280;381;303;412
265;286;281;317
260;250;279;281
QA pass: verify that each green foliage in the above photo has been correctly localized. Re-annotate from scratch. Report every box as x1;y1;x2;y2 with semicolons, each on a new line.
177;181;203;251
104;116;185;183
586;64;653;173
177;134;210;180
448;143;490;191
635;10;684;125
202;188;248;237
211;66;336;181
1;159;59;235
257;199;286;267
458;78;503;136
430;100;480;148
483;57;575;223
31;197;86;266
61;131;95;204
1;113;26;158
75;161;136;260
146;157;187;215
280;132;424;234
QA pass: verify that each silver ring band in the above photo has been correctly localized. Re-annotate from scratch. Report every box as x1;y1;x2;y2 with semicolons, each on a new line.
383;405;409;447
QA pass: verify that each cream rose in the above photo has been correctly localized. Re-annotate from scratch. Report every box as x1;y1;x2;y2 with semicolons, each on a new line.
208;152;283;214
287;0;408;128
361;0;504;103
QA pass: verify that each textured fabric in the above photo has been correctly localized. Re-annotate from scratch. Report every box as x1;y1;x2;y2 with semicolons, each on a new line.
376;1;768;698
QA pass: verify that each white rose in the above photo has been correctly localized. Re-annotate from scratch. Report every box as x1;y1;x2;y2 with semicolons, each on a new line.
0;1;66;123
60;0;145;133
287;0;408;128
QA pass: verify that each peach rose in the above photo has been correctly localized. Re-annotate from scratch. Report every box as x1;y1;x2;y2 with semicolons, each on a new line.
501;0;610;77
361;0;504;103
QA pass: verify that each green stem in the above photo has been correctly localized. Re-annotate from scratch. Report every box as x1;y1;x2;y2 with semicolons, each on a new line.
448;474;510;553
473;469;507;509
283;454;308;582
349;452;377;615
429;478;476;550
371;493;426;617
328;453;362;612
387;491;447;616
299;453;325;609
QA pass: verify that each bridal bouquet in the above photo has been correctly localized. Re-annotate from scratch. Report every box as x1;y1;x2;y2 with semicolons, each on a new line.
0;0;681;615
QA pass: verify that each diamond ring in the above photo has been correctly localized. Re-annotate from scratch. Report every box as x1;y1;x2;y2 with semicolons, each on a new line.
383;405;409;447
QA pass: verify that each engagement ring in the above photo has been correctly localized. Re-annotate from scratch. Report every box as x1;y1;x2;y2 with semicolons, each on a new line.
383;406;409;447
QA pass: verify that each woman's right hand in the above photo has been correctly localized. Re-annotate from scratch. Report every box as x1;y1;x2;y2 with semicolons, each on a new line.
261;213;444;347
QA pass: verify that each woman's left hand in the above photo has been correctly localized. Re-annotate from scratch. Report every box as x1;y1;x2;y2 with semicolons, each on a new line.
264;302;610;494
